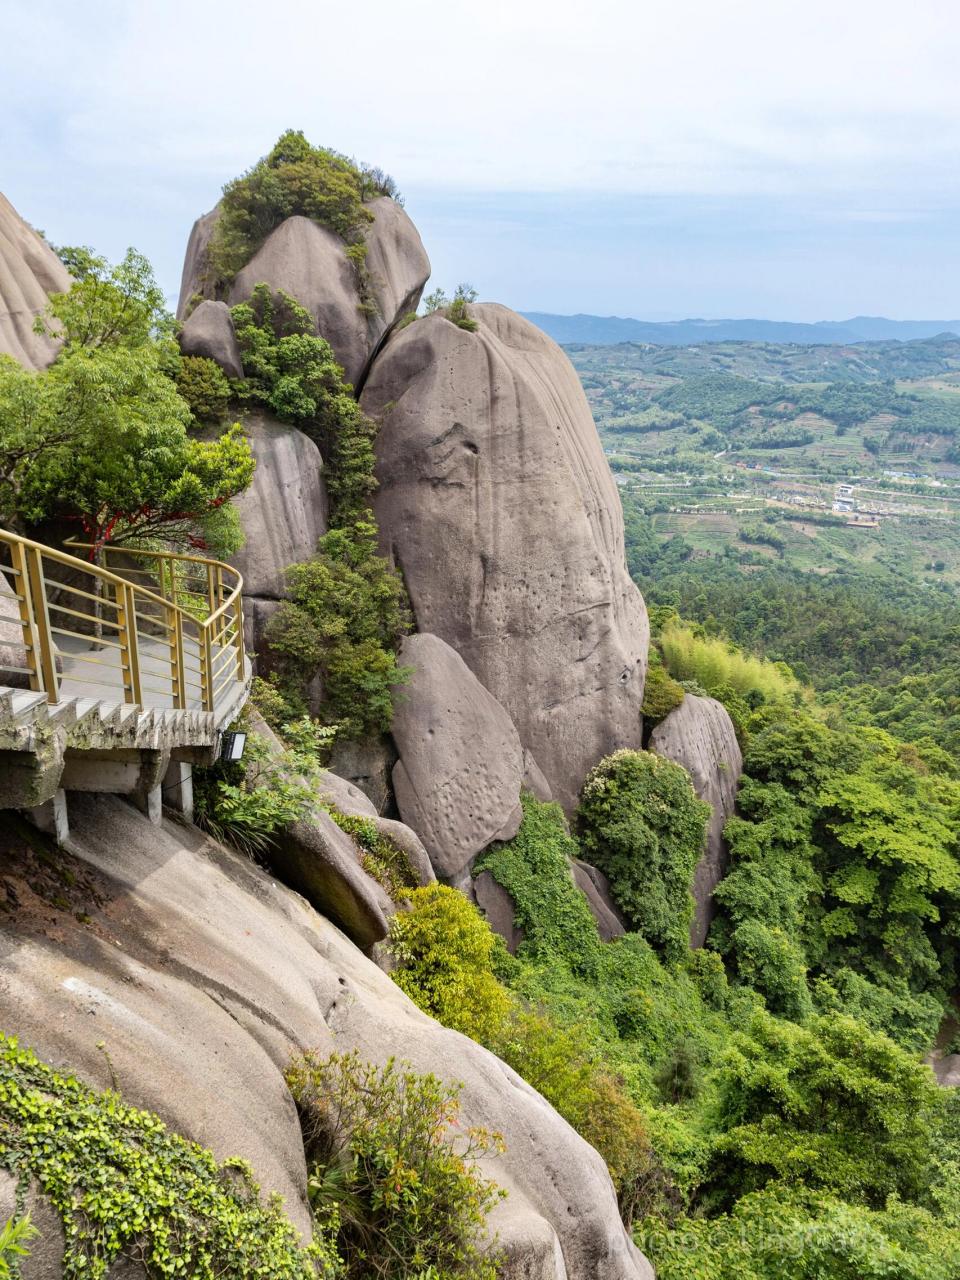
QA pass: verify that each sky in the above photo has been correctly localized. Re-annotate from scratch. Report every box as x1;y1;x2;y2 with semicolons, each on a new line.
3;0;959;320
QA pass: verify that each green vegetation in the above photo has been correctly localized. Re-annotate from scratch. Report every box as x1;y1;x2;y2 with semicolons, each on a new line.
576;751;711;963
423;284;480;332
0;1214;36;1278
206;130;398;310
286;1051;504;1280
387;653;960;1275
175;354;231;424
0;1032;338;1279
0;246;253;556
229;283;411;735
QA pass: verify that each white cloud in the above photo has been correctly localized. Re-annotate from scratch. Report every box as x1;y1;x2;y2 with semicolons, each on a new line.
3;0;960;198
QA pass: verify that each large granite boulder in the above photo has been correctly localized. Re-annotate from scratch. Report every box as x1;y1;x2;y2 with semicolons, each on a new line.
178;299;243;378
0;192;72;370
0;568;29;686
362;305;649;810
177;198;429;388
649;693;742;947
175;206;219;317
228;411;327;600
0;794;653;1279
390;633;524;880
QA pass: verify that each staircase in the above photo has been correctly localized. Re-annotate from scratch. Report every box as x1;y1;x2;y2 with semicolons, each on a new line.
0;530;252;840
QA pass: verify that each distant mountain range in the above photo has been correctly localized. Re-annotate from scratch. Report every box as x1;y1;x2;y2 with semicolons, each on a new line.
521;313;960;347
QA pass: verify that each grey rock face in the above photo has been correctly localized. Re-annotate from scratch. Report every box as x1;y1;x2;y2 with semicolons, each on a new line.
572;860;627;942
390;633;524;879
178;299;244;378
228;411;327;601
178;198;429;388
474;869;524;954
648;694;742;947
175;206;219;318
0;192;73;369
522;749;554;803
328;735;397;815
362;305;649;810
0;793;653;1280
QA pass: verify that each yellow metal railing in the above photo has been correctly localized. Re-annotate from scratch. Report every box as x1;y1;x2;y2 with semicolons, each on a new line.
0;530;245;714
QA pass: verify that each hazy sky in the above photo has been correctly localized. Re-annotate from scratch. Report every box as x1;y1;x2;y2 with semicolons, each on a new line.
3;0;959;319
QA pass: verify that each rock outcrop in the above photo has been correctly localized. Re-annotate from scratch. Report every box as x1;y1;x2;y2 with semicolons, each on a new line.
572;859;627;942
177;198;429;388
223;410;327;657
178;298;244;378
228;411;327;600
362;304;649;810
0;795;653;1280
0;192;72;369
175;206;219;318
649;693;742;947
390;633;524;880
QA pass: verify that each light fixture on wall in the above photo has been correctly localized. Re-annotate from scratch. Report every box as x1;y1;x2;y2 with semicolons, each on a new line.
219;730;247;763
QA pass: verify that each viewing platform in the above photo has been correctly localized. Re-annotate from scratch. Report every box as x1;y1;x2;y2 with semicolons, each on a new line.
0;530;251;840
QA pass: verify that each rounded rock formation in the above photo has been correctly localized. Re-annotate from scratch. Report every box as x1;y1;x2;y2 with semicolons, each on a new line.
178;298;244;378
0;793;653;1280
362;304;649;810
390;632;524;880
177;197;429;389
648;693;742;947
0;192;72;369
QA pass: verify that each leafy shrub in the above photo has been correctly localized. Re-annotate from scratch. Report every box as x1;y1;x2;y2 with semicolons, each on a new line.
423;284;479;332
207;131;384;305
389;884;511;1044
576;750;710;963
285;1051;504;1280
474;794;602;975
329;811;415;902
0;1215;36;1279
193;725;315;855
638;1187;960;1280
641;660;685;723
266;519;411;737
489;1005;652;1222
175;354;231;424
703;1011;944;1211
0;1033;337;1279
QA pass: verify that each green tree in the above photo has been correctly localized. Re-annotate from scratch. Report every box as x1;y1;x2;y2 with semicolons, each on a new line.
576;750;710;963
703;1012;944;1211
266;520;411;736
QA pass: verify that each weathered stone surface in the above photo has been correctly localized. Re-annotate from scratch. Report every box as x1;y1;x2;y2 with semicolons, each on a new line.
265;806;394;948
522;748;553;803
374;816;436;888
178;299;243;378
649;693;742;947
316;767;380;818
572;860;627;942
175;206;219;319
474;870;524;954
934;1055;960;1087
0;794;653;1279
227;411;327;600
390;633;524;879
363;305;649;810
328;735;396;815
0;192;72;369
178;198;429;388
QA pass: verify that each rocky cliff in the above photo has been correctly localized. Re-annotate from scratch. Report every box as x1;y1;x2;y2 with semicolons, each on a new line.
0;193;72;369
362;304;649;810
649;694;742;947
0;798;652;1280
